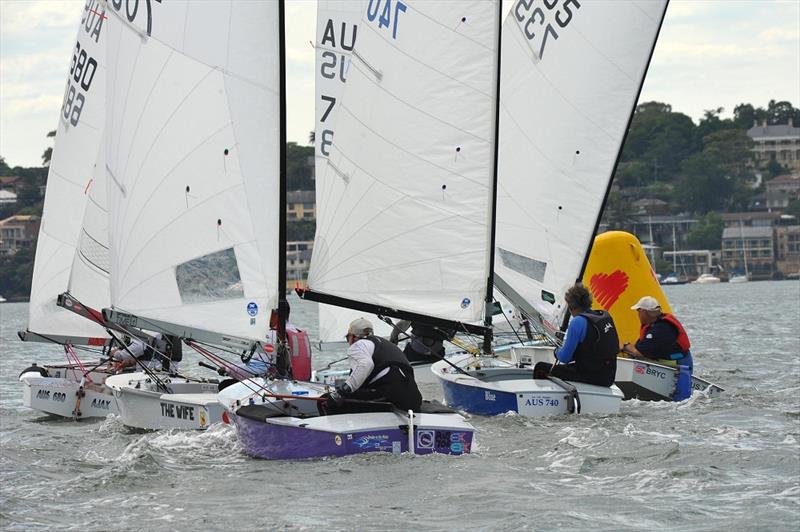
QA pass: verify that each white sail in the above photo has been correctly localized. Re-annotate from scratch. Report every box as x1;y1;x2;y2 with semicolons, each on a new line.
308;0;501;325
68;138;110;316
314;0;392;343
27;0;109;339
104;1;280;339
495;0;668;328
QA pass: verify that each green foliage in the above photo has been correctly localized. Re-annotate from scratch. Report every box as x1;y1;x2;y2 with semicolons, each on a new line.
786;199;800;220
286;142;314;190
0;245;35;299
765;158;789;179
287;220;316;241
685;212;724;250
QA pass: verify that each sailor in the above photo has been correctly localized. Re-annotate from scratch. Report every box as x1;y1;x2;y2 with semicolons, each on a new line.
621;296;693;370
111;333;180;373
324;317;423;414
533;284;619;387
390;320;453;363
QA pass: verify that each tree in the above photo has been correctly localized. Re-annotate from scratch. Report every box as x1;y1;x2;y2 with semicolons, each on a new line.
765;99;800;125
786;199;800;220
286;142;315;190
685;212;723;250
41;130;56;166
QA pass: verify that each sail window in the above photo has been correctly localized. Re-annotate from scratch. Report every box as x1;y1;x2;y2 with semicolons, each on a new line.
175;248;244;303
78;229;110;274
498;248;546;282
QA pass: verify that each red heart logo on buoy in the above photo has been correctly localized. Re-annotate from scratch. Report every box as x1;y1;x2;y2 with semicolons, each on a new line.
589;270;629;310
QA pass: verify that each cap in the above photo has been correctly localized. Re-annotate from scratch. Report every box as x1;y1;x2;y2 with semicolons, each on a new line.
631;296;661;311
347;317;374;337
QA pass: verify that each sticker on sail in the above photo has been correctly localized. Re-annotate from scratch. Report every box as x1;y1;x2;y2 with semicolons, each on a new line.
247;302;259;317
416;429;434;449
460;297;471;309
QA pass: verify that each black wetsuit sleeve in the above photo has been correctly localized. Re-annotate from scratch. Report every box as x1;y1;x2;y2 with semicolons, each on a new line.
635;320;679;359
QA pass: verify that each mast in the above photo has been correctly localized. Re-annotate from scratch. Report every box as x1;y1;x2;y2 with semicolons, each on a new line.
672;223;677;273
482;0;503;354
575;0;671;282
276;0;290;376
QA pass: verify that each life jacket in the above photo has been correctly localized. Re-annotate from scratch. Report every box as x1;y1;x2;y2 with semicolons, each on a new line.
363;336;414;385
639;313;691;354
572;310;619;378
286;328;311;381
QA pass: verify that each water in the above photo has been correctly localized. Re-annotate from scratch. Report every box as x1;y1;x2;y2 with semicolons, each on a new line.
1;283;798;531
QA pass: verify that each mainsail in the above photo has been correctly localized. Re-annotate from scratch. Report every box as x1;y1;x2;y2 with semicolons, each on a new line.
306;0;502;331
314;0;392;343
25;0;109;342
104;1;281;340
494;0;669;329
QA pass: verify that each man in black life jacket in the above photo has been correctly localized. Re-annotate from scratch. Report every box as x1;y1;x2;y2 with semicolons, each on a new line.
323;317;423;414
533;284;619;387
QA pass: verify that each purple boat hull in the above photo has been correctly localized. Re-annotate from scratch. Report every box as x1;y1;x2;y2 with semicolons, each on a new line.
233;413;473;460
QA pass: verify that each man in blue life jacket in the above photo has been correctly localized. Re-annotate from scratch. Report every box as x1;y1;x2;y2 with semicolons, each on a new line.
322;317;423;414
621;296;693;400
533;284;619;387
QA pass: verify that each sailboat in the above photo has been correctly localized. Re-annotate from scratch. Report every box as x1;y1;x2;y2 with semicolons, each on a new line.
18;0;121;419
660;224;689;285
729;220;750;283
431;0;674;416
220;0;486;459
98;0;286;430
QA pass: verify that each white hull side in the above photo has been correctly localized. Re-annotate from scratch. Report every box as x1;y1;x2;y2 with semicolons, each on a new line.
106;374;223;430
21;374;117;418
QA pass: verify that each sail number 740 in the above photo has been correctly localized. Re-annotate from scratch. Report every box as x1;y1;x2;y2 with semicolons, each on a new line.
366;0;407;40
514;0;580;60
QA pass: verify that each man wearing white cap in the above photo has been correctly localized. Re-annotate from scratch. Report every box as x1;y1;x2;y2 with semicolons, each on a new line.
621;296;693;371
323;317;422;414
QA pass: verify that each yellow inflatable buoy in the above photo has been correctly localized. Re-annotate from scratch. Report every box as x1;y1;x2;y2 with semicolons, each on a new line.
582;231;673;345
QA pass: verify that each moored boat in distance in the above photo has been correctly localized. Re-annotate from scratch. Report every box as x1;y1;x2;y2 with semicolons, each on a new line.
693;273;721;284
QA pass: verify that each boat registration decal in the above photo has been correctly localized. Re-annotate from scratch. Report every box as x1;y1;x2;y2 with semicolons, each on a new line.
36;390;67;402
524;396;559;407
334;435;342;446
484;391;496;401
416;430;434;449
160;402;195;421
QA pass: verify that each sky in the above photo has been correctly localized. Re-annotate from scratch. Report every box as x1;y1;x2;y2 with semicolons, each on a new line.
0;0;798;168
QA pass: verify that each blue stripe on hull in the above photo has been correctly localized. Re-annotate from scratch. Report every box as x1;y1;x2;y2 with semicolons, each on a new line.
441;379;518;416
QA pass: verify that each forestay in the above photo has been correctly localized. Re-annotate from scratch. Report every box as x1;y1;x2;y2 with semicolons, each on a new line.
314;0;392;343
104;1;280;339
494;0;668;329
308;0;501;325
27;0;109;340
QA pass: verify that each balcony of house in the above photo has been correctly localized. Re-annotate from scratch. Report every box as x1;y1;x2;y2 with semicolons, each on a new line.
776;225;800;278
721;226;775;278
0;215;40;256
287;190;316;221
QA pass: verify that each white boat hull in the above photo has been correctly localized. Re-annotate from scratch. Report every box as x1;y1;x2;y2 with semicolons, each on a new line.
105;373;223;430
614;357;724;401
19;365;119;419
432;354;623;417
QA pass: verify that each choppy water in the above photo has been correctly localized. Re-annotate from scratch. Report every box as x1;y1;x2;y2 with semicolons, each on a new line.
1;283;799;531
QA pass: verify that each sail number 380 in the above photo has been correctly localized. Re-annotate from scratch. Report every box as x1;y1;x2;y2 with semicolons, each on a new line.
515;0;580;60
366;0;407;40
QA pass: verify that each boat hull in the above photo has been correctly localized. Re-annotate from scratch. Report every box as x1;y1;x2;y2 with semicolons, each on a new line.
19;365;119;419
433;355;624;417
105;374;223;430
614;357;724;401
21;374;118;418
233;408;473;460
